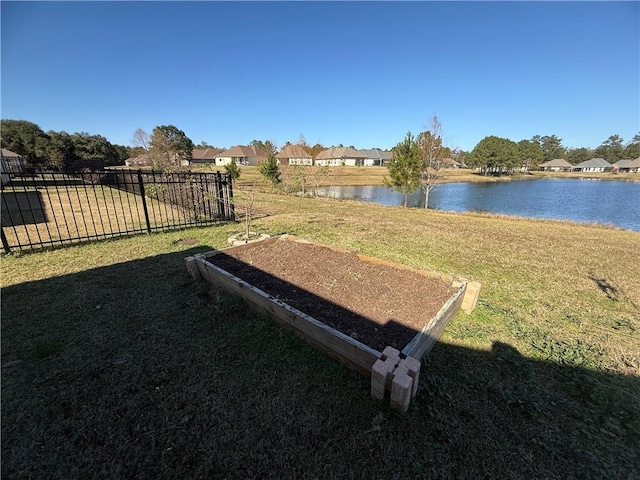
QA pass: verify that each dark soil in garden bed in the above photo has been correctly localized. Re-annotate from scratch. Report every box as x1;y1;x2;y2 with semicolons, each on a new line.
208;238;456;352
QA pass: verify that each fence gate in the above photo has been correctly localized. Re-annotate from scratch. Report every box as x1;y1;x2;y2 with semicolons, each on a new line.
1;168;234;253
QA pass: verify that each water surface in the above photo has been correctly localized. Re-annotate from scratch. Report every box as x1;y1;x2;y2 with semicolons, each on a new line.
315;178;640;231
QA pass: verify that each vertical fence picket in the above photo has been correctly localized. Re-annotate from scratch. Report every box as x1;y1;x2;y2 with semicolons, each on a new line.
1;229;11;254
137;170;152;234
226;173;235;220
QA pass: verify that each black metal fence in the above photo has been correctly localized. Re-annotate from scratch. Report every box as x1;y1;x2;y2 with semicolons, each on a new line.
1;166;234;253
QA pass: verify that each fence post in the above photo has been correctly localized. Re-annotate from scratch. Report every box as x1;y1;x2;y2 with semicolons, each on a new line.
1;229;11;254
137;170;152;234
215;172;225;219
227;172;235;221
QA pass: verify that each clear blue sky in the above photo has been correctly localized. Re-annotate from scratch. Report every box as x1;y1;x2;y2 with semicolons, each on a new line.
1;1;638;152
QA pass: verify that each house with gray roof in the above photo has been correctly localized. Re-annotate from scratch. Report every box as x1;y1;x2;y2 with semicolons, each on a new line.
613;158;640;173
360;149;393;166
439;157;465;169
214;145;266;167
539;158;573;172
572;158;613;172
315;147;365;167
276;144;313;166
124;153;152;167
1;147;24;167
190;148;224;165
1;148;25;185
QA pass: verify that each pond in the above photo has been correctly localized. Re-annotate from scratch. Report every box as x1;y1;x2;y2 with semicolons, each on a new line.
315;178;640;231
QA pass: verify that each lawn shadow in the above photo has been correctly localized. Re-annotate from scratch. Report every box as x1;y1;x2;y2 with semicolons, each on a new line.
589;274;619;301
2;247;638;479
1;190;49;226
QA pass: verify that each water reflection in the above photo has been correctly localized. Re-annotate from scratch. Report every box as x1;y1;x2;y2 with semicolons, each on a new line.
316;178;640;231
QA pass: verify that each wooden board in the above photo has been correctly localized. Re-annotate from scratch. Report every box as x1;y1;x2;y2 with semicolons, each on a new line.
401;283;466;360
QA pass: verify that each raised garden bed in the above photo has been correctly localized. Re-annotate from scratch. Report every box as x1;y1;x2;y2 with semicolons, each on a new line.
186;235;480;411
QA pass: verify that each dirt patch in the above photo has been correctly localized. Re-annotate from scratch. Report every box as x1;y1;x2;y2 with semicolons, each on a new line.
208;239;455;351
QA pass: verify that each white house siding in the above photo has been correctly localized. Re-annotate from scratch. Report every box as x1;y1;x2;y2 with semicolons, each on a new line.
315;158;366;167
315;158;344;167
363;157;384;166
288;158;313;166
215;156;233;166
215;156;259;167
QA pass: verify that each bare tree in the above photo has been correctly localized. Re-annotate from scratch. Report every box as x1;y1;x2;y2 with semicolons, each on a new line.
238;184;258;241
417;115;445;209
308;164;330;196
132;128;150;151
297;133;309;150
279;163;297;194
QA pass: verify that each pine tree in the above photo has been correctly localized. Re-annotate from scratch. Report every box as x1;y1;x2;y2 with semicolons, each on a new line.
224;159;241;180
384;132;422;207
259;153;281;187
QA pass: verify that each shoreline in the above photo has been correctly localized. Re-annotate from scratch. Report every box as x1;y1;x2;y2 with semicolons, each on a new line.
113;164;639;187
230;166;640;187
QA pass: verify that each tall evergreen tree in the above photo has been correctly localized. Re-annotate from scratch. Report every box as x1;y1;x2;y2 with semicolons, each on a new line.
224;159;241;180
595;135;625;162
259;152;281;187
516;140;543;170
531;135;566;162
384;132;421;207
624;133;640;159
566;147;594;165
468;136;519;175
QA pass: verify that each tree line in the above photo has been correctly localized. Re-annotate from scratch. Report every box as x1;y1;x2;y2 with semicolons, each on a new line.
3;118;638;174
465;133;640;175
0;120;132;170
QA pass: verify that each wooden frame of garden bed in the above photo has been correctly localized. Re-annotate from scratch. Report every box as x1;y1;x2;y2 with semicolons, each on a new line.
186;235;480;412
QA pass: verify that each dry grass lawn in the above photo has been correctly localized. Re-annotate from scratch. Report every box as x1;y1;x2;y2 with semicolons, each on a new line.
2;185;203;250
2;190;639;479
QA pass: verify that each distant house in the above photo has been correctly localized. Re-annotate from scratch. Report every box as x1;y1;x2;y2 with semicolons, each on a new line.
360;149;393;167
539;158;573;172
315;147;365;167
124;153;152;167
613;158;640;173
439;157;464;169
1;148;25;171
190;148;224;165
572;158;613;172
276;144;313;166
125;152;187;167
1;148;27;185
214;145;266;167
1;148;22;186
